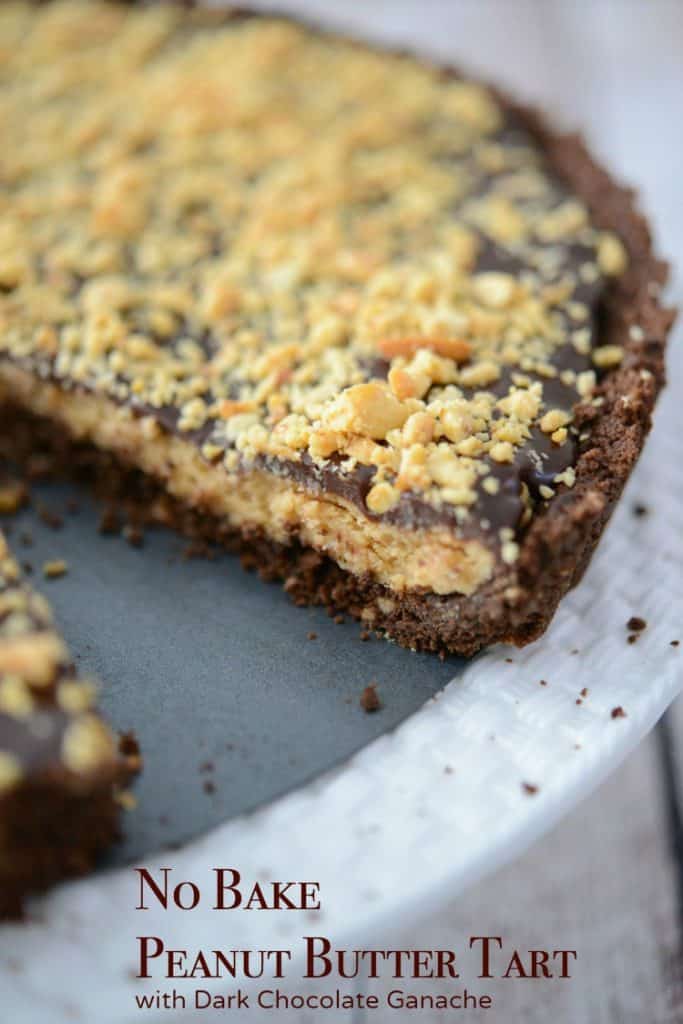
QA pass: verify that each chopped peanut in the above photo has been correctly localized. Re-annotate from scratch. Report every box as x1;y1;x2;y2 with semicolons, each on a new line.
326;383;411;439
366;482;400;514
377;337;472;363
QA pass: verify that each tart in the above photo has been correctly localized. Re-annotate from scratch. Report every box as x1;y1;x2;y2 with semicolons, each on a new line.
0;530;135;919
0;2;675;655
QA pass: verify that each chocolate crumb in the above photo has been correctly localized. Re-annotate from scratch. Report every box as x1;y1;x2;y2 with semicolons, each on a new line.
360;683;381;713
632;503;649;517
539;679;548;686
22;560;33;575
522;782;539;795
122;523;144;548
24;452;52;481
580;687;588;698
118;731;142;773
575;698;582;705
627;616;647;632
118;730;140;757
98;506;121;535
671;640;680;647
611;706;627;719
202;779;215;795
359;630;370;642
307;631;317;641
627;634;638;645
19;530;33;547
333;614;345;625
37;504;63;530
182;539;216;560
505;657;514;664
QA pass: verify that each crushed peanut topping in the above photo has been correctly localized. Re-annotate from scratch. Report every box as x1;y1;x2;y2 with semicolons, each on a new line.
43;559;69;580
61;714;117;774
0;752;22;794
0;3;627;559
592;345;624;369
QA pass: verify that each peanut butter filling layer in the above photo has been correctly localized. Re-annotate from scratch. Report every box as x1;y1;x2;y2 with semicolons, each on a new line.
0;364;493;596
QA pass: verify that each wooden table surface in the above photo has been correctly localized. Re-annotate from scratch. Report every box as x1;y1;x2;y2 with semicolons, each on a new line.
354;699;683;1022
242;2;683;1019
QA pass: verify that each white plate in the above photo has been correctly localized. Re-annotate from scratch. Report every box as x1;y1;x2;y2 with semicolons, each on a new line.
2;318;680;1024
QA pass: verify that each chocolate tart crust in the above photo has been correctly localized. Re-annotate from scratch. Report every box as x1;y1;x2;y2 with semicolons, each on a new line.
0;774;127;919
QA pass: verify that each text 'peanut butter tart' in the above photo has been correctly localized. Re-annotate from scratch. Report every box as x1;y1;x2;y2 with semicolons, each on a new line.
0;2;675;656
